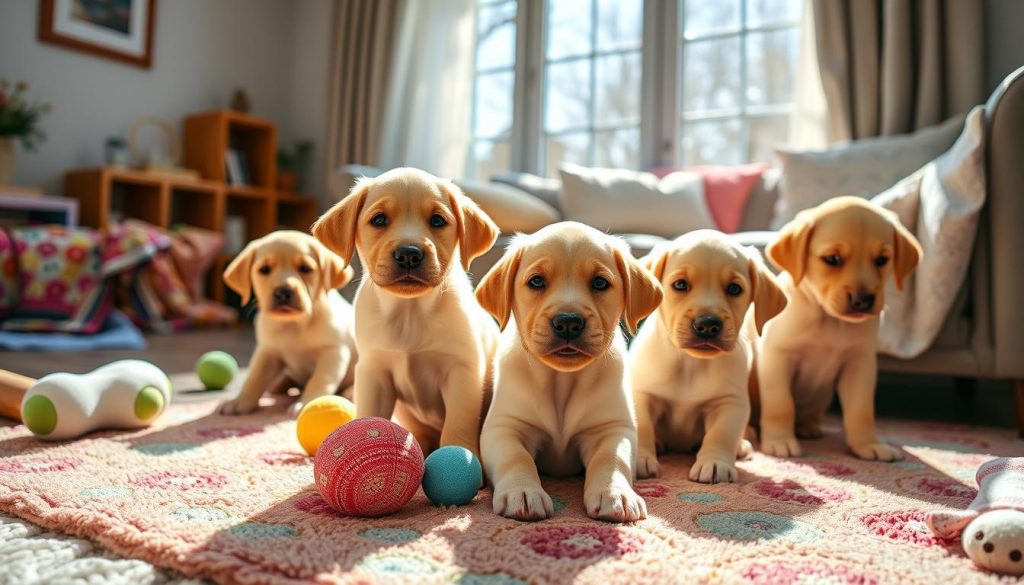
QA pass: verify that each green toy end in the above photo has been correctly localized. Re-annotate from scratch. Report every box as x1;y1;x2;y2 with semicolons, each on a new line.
134;386;165;421
22;395;57;436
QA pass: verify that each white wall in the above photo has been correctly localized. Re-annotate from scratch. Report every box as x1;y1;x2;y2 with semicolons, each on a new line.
0;0;298;195
986;0;1024;92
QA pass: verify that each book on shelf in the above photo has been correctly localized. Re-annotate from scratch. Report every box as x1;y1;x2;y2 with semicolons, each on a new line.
225;149;251;186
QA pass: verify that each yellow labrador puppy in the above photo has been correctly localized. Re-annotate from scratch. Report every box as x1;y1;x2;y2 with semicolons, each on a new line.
220;231;356;415
312;167;499;456
476;222;663;522
757;197;922;460
632;230;787;483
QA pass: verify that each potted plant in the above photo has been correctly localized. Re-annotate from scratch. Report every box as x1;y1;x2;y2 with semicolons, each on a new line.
0;79;51;185
276;140;313;192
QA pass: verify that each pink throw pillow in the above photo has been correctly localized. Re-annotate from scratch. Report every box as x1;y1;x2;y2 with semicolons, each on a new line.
651;163;769;233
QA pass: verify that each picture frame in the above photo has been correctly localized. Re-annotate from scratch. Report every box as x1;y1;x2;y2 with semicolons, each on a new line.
39;0;157;69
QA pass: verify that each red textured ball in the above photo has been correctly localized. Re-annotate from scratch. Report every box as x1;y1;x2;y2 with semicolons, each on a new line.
312;417;424;517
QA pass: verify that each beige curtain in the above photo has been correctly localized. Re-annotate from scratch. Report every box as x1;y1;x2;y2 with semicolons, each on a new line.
325;0;402;175
811;0;984;142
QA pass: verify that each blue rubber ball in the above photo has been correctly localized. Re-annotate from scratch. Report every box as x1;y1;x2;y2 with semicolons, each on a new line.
422;446;483;506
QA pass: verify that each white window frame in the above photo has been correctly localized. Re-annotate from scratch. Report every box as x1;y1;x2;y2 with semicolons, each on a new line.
468;0;802;177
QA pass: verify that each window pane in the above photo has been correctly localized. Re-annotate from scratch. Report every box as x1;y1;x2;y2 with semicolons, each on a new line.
596;0;642;52
683;0;740;38
682;37;742;114
681;118;742;165
546;132;590;177
748;115;788;163
746;28;800;107
476;1;517;71
471;139;511;179
547;0;592;60
594;128;640;169
474;71;515;139
595;52;641;126
747;0;803;27
545;59;591;133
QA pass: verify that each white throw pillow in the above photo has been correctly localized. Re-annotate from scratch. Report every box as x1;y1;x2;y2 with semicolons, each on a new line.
558;164;716;238
772;114;965;229
454;178;560;234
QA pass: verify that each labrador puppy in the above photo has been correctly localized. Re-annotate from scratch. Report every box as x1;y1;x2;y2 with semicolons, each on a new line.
312;167;499;456
476;222;663;522
219;231;357;415
632;230;787;483
757;196;921;460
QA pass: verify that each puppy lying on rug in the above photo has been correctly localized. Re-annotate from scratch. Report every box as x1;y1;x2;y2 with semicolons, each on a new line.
632;230;787;484
755;197;921;460
220;231;357;415
313;168;500;457
476;222;662;521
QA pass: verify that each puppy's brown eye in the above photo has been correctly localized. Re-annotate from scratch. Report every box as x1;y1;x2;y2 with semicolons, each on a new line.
673;279;689;291
429;214;447;228
298;265;312;274
527;275;545;289
822;255;842;267
726;283;742;296
1010;550;1022;562
591;277;609;291
370;213;388;227
875;256;889;267
258;265;271;275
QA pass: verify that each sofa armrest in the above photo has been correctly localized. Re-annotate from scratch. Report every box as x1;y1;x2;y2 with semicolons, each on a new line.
985;65;1024;379
328;165;385;203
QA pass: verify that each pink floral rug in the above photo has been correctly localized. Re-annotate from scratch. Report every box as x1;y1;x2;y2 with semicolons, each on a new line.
1;400;1022;584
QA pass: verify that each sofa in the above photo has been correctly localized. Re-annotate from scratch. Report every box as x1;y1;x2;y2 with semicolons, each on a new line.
330;66;1024;435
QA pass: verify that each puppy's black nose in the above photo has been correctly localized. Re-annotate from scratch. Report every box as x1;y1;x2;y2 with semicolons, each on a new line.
551;313;586;340
273;286;293;304
692;315;723;339
393;245;423;269
849;292;876;312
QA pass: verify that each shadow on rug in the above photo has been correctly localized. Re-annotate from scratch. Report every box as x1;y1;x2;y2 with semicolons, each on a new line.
0;400;1022;584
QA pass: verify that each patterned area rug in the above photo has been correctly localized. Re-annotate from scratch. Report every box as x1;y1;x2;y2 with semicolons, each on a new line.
0;400;1022;585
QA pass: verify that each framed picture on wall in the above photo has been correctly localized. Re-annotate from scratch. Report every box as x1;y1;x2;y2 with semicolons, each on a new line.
39;0;157;68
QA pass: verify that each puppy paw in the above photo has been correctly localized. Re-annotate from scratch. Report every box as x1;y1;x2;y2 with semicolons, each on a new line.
689;457;738;484
796;423;823;439
585;484;647;522
492;484;553;521
218;398;258;415
636;452;661;479
760;436;803;458
850;441;903;462
736;439;753;460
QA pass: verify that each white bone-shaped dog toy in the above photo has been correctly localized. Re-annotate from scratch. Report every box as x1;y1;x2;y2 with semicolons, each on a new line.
926;457;1024;576
18;360;173;440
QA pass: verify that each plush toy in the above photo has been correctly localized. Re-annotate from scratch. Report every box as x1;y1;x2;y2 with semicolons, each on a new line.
422;445;483;506
195;351;237;390
295;395;356;456
1;361;172;440
926;457;1024;576
313;417;424;517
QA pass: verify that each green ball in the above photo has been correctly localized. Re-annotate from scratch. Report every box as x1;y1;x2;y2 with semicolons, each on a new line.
196;351;238;390
422;446;483;506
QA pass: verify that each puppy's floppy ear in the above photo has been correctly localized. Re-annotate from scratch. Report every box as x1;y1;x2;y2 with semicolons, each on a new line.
312;178;369;264
613;245;664;334
313;240;354;292
639;243;669;282
442;181;499;269
746;250;788;334
890;218;922;290
223;239;260;305
475;246;523;331
767;214;814;284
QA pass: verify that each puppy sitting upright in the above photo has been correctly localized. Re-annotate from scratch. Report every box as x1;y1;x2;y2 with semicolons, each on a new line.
757;197;922;461
632;230;787;483
312;168;499;456
220;231;357;415
476;222;663;522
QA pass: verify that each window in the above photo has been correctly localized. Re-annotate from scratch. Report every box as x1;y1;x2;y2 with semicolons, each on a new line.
467;0;803;178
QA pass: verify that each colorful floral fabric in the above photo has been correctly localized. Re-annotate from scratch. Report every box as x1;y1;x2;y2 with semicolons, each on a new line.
0;404;1021;584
